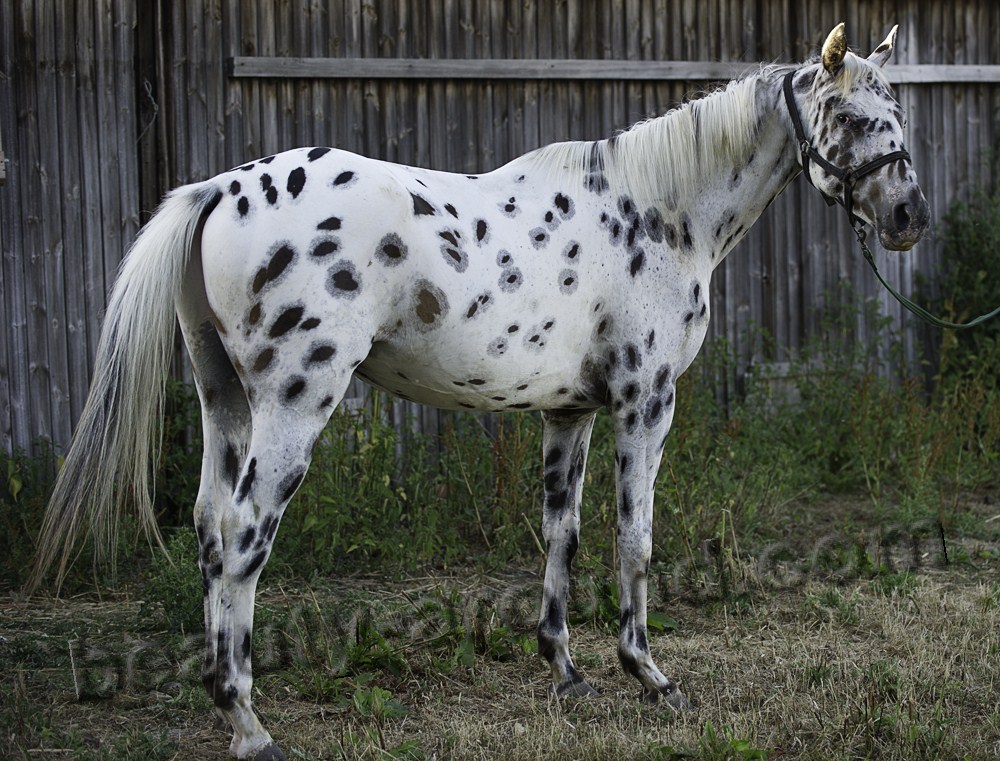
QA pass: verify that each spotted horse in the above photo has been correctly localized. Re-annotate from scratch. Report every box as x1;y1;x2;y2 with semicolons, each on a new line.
31;24;928;761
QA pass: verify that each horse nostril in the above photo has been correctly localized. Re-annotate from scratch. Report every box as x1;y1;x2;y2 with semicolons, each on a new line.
893;202;912;231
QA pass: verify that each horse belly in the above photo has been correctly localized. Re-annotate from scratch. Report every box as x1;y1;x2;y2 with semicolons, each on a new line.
357;321;601;412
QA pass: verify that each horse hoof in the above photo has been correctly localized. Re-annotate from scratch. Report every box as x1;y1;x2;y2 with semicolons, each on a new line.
640;684;694;710
554;678;600;698
250;743;287;761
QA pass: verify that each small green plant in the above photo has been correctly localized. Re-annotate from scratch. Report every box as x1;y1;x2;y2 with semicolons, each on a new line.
656;720;773;760
1;441;60;590
142;526;203;633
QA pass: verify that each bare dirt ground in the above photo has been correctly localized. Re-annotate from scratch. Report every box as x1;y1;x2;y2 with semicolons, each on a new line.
3;497;1000;760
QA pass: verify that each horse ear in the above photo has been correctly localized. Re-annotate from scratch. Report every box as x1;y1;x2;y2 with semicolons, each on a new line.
868;25;898;68
821;22;847;75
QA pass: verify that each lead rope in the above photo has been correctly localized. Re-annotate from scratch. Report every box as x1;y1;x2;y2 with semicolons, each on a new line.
852;223;1000;330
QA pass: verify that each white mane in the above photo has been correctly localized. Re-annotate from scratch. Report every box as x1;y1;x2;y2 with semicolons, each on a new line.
509;50;891;209
509;73;764;209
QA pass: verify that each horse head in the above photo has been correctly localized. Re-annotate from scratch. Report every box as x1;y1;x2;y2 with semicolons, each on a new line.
787;23;930;251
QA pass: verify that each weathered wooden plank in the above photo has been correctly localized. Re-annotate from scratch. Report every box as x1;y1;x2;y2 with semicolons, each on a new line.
27;0;61;445
0;0;20;451
227;56;752;80
59;0;95;435
227;56;1000;84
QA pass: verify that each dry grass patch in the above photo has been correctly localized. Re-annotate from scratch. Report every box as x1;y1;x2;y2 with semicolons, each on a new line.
4;554;1000;760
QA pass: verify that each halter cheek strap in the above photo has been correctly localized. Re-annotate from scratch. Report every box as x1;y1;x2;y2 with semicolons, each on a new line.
782;71;911;225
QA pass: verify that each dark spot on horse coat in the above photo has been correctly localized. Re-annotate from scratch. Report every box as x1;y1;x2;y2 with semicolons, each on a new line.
608;220;623;246
529;228;549;248
411;192;436;216
311;238;339;258
307;147;330;161
262;175;278;205
554;193;573;217
563;242;580;261
655;364;672;390
247;303;262;326
223;444;240;491
326;263;361;298
241;631;252;662
333;171;355;186
252;244;295;294
629;251;645;277
465;291;492;320
617;196;637;220
413;280;449;329
238;526;256;553
229;180;241;195
545;447;564;467
269;306;304;338
306;344;336;365
487;336;508;356
284;377;307;401
444;203;459;218
681;214;694;249
237;457;257;502
625;344;641;371
237;196;250;217
253;347;275;373
278;469;306;502
475;219;489;243
644;208;664;242
442;245;468;272
644;396;665;428
558;270;578;294
499;267;523;293
375;233;407;266
286;167;306;199
240;548;268;582
664;223;678;248
300;317;320;331
500;197;519;216
317;216;341;231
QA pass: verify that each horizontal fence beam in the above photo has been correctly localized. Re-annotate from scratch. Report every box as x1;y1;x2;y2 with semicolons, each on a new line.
227;57;1000;84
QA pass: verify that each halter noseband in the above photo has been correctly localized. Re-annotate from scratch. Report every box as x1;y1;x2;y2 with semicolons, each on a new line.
782;71;911;226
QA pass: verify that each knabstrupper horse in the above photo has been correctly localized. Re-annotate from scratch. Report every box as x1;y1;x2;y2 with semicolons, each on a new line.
31;24;929;761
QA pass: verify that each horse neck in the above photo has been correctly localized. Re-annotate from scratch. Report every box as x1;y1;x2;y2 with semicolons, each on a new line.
683;70;801;269
611;68;801;269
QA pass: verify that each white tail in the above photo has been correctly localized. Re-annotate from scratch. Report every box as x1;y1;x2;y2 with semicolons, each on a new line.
27;183;223;593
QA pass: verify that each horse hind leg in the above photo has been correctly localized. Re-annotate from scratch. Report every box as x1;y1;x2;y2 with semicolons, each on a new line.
536;409;600;697
177;314;251;737
209;346;365;759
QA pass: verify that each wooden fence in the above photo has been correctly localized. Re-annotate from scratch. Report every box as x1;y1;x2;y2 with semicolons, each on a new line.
2;0;999;455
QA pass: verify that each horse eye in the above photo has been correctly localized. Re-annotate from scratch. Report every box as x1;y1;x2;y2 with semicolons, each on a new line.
836;113;852;127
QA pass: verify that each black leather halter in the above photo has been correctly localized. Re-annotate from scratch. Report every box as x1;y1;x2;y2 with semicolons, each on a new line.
782;71;911;226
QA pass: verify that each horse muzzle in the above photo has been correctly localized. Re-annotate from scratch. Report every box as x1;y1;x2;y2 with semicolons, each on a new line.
877;187;930;251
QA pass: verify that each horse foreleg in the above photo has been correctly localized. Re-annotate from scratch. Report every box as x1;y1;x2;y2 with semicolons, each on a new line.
536;410;599;697
612;401;691;709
